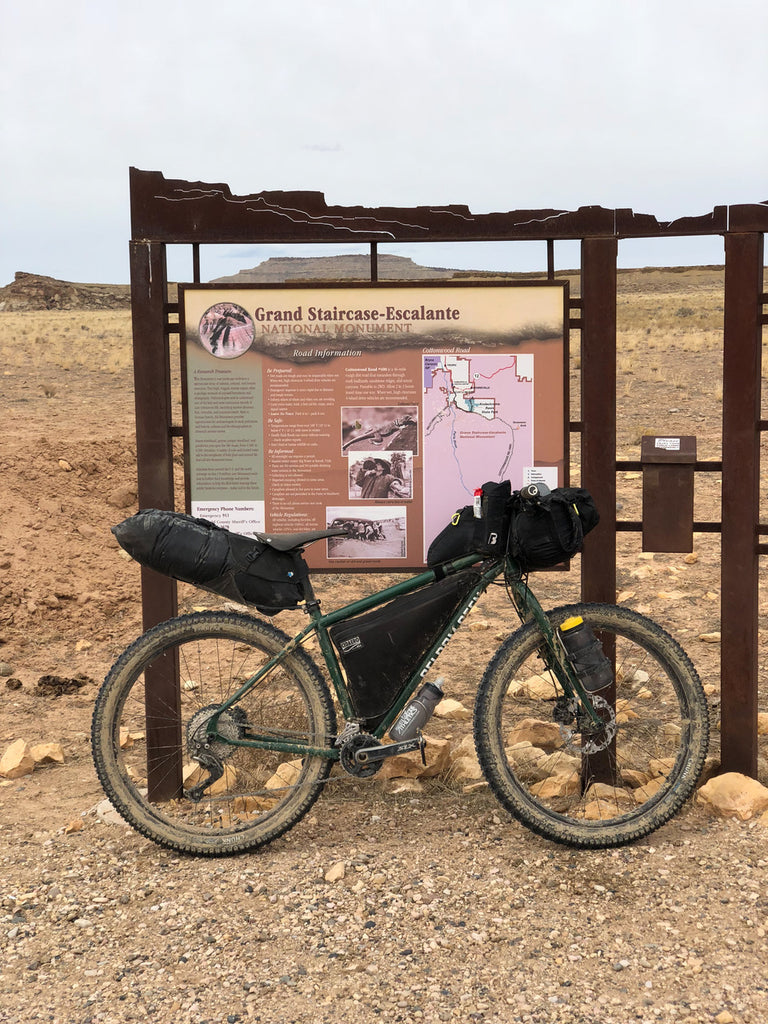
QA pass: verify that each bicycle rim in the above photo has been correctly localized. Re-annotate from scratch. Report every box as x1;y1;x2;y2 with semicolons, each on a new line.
474;603;710;847
91;612;336;855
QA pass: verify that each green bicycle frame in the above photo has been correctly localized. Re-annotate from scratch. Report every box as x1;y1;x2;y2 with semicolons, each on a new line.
205;552;601;759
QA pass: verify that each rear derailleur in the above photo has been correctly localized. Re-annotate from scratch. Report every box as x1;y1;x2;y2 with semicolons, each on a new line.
185;704;247;802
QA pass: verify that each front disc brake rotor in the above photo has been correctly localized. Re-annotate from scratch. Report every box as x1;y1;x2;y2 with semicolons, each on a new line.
559;694;617;755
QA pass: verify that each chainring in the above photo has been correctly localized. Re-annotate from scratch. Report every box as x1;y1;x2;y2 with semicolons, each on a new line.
339;732;382;778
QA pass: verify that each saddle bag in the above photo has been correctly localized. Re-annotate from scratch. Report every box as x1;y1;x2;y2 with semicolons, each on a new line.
111;509;305;615
328;569;479;725
426;480;512;566
509;487;599;571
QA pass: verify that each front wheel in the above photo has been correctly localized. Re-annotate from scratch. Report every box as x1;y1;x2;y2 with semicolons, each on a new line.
474;604;710;848
91;612;336;856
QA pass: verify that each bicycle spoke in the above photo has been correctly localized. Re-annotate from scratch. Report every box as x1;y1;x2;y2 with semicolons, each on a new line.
92;613;335;855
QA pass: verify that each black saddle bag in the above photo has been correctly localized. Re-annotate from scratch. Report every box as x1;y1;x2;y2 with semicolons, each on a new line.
112;509;305;615
509;487;599;571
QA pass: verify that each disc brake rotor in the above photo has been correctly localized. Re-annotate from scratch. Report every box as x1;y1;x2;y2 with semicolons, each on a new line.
559;694;617;755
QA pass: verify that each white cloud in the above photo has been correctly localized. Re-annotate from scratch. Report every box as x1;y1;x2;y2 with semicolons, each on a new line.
0;0;765;284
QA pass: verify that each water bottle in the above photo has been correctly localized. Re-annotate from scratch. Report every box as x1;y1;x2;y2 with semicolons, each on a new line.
389;679;445;741
557;617;613;692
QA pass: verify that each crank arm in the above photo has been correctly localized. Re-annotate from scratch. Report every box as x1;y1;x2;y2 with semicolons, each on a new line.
355;736;425;765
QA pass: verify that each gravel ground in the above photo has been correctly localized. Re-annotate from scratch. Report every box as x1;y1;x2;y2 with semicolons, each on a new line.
2;784;767;1024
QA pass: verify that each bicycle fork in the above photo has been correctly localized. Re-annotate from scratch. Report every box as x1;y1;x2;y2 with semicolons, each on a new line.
507;577;606;729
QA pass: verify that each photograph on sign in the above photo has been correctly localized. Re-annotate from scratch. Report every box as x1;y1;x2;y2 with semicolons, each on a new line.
180;281;567;570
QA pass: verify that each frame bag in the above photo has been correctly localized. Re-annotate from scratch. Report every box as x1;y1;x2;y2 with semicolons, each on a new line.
111;510;305;615
509;487;599;571
328;570;479;725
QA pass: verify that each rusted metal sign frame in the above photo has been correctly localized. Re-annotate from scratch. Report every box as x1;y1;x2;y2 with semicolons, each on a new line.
129;168;767;782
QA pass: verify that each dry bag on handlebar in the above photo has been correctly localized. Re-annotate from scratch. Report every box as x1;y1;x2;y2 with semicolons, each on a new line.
111;510;306;615
426;480;512;566
509;487;599;571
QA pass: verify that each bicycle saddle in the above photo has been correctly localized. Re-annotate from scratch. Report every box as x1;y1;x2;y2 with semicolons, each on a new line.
254;527;349;553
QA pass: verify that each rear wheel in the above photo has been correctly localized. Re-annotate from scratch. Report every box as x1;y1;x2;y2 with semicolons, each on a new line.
91;612;336;855
474;603;709;847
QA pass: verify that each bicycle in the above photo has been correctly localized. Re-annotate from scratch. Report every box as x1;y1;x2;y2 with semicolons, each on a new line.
91;489;710;856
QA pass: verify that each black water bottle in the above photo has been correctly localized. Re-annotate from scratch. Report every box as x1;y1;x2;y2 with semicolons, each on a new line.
558;616;613;692
389;679;444;741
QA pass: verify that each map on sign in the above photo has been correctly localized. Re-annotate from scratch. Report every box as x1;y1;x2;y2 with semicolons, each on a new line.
422;352;534;555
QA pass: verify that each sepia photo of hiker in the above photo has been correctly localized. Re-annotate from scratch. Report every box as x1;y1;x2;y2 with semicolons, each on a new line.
355;457;409;499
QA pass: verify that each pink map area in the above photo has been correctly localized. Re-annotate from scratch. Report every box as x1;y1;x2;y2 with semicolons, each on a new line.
422;353;534;556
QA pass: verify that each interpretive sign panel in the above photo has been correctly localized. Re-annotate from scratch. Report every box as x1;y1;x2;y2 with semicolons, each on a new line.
180;281;567;570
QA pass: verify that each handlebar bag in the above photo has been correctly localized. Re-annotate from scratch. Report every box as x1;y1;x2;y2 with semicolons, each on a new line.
427;480;512;566
509;487;599;571
112;509;305;615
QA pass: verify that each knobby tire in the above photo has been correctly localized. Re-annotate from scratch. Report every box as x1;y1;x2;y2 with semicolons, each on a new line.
474;603;709;848
91;612;336;856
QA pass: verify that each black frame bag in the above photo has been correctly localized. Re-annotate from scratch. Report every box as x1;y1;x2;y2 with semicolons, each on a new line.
508;487;599;571
328;569;479;725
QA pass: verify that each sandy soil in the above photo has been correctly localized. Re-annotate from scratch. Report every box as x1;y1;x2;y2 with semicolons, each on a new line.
1;289;767;1023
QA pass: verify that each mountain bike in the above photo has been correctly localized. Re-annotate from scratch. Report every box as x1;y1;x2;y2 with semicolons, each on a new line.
91;496;710;857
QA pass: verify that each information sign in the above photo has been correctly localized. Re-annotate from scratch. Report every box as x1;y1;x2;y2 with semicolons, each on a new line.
180;281;567;569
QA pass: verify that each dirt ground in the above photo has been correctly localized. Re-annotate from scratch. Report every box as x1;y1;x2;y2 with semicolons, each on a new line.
1;270;768;1024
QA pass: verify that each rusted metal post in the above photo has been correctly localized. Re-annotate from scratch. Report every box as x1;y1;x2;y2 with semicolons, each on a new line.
129;239;178;626
579;238;618;786
370;241;378;282
579;237;617;604
720;232;764;777
129;239;181;799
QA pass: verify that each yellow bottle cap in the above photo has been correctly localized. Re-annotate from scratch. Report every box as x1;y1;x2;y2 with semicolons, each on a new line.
560;615;584;632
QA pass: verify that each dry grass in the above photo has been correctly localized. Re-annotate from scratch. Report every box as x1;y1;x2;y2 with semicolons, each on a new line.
0;267;761;456
0;309;133;373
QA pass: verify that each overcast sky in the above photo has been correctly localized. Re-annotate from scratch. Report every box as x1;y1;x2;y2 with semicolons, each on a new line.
1;0;765;286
